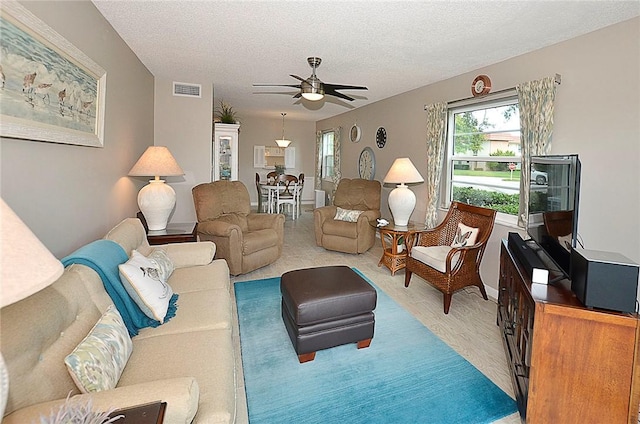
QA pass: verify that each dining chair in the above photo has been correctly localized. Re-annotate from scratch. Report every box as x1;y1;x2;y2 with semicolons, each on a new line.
266;171;278;184
276;174;299;218
297;173;305;212
255;173;270;212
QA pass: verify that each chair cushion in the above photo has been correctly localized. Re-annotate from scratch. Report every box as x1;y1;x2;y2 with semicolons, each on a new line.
451;222;479;248
243;229;279;254
322;219;359;239
411;245;460;273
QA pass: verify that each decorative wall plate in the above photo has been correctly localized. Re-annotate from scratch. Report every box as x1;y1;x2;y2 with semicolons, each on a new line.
376;127;387;148
349;124;361;142
358;147;375;180
471;75;492;97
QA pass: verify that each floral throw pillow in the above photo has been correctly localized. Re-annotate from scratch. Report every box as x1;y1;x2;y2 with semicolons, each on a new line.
148;249;175;282
65;305;133;393
451;222;479;248
334;207;364;223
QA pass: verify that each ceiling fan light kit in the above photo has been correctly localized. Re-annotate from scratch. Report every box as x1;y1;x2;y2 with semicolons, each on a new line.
254;57;367;102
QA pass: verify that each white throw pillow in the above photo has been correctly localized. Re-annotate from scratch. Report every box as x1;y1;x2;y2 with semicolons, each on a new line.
119;250;174;323
334;207;364;222
451;223;479;248
65;305;133;393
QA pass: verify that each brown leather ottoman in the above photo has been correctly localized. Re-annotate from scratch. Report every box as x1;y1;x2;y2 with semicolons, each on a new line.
280;266;377;363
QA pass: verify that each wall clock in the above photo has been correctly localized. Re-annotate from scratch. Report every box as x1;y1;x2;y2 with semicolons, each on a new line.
349;124;361;142
376;127;387;148
358;147;375;180
471;75;491;97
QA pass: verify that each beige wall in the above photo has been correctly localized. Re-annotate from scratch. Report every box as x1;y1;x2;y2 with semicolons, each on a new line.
154;77;213;222
317;17;640;296
231;114;317;205
0;0;154;258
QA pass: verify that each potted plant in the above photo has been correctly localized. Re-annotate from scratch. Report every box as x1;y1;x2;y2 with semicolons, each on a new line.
275;164;286;175
214;100;240;124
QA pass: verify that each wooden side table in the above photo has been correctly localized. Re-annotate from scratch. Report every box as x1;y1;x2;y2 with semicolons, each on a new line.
110;401;166;423
377;221;427;275
137;211;197;245
146;222;197;245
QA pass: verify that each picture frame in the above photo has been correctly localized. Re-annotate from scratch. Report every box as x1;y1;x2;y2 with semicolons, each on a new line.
0;1;106;147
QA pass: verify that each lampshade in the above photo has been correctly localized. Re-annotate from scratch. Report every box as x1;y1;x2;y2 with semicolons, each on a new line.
275;112;292;148
383;158;424;227
128;146;184;178
383;158;424;185
128;146;184;231
1;198;64;307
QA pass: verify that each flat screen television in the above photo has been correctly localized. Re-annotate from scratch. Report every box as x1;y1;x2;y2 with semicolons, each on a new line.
526;154;581;280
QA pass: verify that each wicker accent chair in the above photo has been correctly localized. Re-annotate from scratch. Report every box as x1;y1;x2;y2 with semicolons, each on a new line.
404;201;497;314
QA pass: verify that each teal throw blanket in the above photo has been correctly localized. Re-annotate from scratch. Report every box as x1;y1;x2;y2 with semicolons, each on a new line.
62;239;178;337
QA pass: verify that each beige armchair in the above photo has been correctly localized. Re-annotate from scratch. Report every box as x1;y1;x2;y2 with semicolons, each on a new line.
314;178;381;254
193;181;285;275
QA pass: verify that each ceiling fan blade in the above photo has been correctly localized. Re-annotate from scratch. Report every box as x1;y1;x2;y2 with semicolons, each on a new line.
324;83;368;91
293;92;302;98
324;88;355;102
253;83;301;88
289;74;307;82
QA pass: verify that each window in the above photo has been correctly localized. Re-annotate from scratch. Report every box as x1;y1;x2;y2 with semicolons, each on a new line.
320;130;335;180
446;96;521;219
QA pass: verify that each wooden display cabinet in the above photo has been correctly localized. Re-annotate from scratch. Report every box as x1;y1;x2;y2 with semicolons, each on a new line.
498;240;640;423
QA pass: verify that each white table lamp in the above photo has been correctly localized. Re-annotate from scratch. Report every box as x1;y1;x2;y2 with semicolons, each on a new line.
383;158;424;227
1;199;65;417
128;146;184;231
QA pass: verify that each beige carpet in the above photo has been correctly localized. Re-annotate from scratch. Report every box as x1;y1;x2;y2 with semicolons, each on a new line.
230;208;520;423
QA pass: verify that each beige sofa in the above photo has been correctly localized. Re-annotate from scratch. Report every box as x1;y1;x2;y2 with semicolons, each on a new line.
1;218;238;423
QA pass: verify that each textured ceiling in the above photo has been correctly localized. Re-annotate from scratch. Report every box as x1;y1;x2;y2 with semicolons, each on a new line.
92;0;639;122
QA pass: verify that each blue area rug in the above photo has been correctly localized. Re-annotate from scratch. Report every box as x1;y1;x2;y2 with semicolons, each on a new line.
234;269;517;424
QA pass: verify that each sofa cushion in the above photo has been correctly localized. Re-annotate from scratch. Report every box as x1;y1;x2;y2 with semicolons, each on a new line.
168;260;230;293
122;330;236;424
118;250;174;323
243;229;279;255
135;288;232;340
64;305;132;393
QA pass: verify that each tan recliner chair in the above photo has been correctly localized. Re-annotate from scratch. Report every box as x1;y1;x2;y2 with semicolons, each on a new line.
193;181;285;275
314;178;381;254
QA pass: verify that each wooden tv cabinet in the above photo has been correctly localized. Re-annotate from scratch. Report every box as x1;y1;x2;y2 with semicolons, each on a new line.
498;240;640;423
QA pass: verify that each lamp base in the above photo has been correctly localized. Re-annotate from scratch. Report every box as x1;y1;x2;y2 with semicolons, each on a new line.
388;183;416;227
138;180;176;231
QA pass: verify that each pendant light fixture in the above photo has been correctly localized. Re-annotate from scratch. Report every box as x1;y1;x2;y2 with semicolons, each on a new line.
275;112;292;148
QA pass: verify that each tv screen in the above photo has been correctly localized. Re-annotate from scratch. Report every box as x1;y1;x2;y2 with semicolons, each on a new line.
527;154;581;279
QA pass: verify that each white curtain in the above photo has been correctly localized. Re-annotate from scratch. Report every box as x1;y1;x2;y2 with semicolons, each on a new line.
424;102;448;228
516;76;557;227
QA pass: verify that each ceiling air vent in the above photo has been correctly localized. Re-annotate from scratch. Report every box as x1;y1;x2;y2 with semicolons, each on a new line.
173;82;201;98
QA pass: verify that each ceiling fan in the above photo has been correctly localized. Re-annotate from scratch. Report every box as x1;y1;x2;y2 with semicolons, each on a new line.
253;57;368;102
